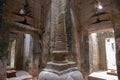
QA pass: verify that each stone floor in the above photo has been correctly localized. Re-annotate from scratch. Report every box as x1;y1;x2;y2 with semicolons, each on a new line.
88;71;118;80
6;70;34;80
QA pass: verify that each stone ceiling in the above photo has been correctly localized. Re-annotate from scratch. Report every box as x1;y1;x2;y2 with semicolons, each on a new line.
71;0;120;32
3;0;51;34
2;0;120;33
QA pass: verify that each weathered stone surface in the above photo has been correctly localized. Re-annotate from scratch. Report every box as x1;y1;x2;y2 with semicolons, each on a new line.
2;0;120;79
39;0;83;80
0;60;6;80
38;62;83;80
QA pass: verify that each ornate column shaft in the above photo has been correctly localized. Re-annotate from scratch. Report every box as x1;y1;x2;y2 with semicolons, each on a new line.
38;0;83;80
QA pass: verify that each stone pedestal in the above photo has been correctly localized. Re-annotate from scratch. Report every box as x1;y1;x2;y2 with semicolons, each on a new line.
38;51;83;80
38;61;83;80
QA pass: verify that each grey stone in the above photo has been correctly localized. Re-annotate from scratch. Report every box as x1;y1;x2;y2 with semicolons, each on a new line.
38;62;83;80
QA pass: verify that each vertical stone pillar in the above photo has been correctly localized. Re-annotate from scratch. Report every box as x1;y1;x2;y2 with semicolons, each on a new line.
15;34;24;70
0;60;6;80
0;0;4;28
31;34;41;77
89;32;99;72
81;29;90;77
23;34;33;71
38;0;83;80
0;0;9;79
110;0;120;79
115;29;120;80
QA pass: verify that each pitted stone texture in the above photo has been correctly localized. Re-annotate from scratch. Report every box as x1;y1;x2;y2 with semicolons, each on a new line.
38;62;83;80
39;70;83;80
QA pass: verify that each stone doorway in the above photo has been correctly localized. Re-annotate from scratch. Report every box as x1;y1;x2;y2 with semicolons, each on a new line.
89;28;117;74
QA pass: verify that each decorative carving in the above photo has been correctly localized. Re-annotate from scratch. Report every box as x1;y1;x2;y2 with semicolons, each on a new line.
38;62;83;80
13;0;32;25
38;0;83;80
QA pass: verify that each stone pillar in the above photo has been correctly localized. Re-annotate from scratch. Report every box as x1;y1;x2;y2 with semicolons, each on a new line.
0;0;4;28
81;29;90;77
89;33;99;72
38;0;83;80
15;34;24;70
31;34;41;77
0;60;6;80
115;29;120;80
110;0;120;79
23;34;33;71
0;0;9;79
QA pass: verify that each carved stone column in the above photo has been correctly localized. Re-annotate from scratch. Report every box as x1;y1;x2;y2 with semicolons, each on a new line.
38;0;83;80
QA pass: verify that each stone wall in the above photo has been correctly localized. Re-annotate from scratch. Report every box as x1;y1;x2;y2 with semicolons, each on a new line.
112;0;120;79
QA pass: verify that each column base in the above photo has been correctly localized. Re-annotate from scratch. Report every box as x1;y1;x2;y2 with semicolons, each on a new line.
38;61;83;80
